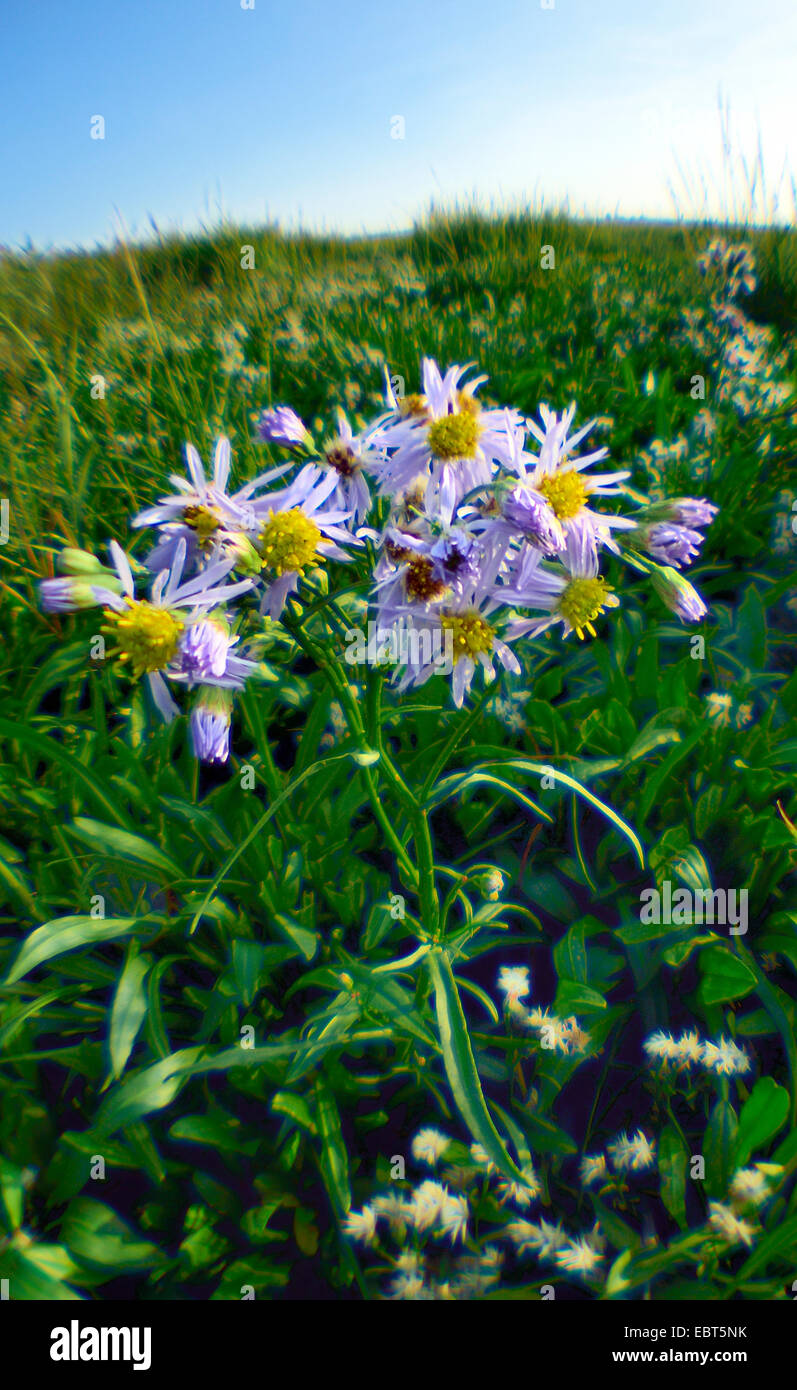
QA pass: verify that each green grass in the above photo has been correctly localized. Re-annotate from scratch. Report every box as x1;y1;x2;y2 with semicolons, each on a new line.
1;210;796;1300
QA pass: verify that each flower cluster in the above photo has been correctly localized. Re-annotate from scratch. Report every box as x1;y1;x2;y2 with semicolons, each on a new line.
496;965;591;1055
342;1125;605;1297
341;1141;487;1299
684;241;792;422
40;357;718;759
504;1218;607;1279
644;1028;752;1077
696;238;757;301
709;1162;782;1250
40;535;257;763
581;1130;657;1188
344;1116;785;1297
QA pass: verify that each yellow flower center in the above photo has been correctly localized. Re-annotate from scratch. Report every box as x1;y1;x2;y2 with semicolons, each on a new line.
558;576;615;639
399;393;429;418
441;609;495;662
456;390;480;416
183;504;222;544
103;601;183;677
537;470;589;520
405;557;448;603
258;508;322;576
427;409;481;461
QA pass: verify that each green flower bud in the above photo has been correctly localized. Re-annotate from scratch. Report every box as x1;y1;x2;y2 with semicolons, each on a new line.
58;548;111;576
473;868;506;901
650;565;707;622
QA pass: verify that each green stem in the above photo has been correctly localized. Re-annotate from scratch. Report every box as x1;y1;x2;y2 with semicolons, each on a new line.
286;593;446;937
419;679;498;801
284;608;418;885
414;808;441;938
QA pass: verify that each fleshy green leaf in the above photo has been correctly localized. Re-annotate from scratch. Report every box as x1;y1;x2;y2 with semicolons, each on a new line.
734;1077;790;1167
697;947;757;1006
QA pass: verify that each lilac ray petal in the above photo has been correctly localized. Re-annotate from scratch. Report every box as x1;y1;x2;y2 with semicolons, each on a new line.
164;537;188;598
150;569;169;604
184;444;206;493
148;670;180;722
109;541;135;597
213;437;231;493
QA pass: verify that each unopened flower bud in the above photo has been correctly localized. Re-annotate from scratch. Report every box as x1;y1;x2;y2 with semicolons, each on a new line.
256;405;310;449
650;565;707;622
473;868;506;901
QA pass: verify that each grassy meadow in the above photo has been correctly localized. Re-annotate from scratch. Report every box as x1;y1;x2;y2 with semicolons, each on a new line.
1;210;796;1300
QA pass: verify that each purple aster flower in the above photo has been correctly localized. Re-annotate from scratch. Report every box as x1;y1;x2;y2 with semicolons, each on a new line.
175;620;231;680
244;463;361;618
501;528;621;642
643;523;705;569
39;550;125;612
372;496;496;629
256;405;310;448
427;528;483;586
467;413;565;556
669;498;718;529
516;403;635;559
390;536;521;707
639;497;718;530
40;577;104;613
133;436;291;574
501;485;566;554
93;539;254;720
321;409;382;524
168;618;256;690
367;358;523;514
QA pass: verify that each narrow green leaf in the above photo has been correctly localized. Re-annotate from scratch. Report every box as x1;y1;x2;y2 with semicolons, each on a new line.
553;922;588;984
0;1158;25;1233
230;940;268;1008
271;1092;317;1135
108;954;150;1080
0;717;128;827
272;914;318;962
659;1125;688;1229
314;1080;350;1215
170;1114;259;1155
431;758;644;867
189;753;351;933
737;1214;797;1279
704;1099;738;1198
555;980;606;1014
5;916;147;984
427;947;523;1183
0;1244;83;1300
94;1042;300;1133
68;817;183;881
430;770;554;825
61;1198;162;1271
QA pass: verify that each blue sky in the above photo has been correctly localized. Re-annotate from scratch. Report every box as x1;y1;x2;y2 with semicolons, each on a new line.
3;0;795;250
